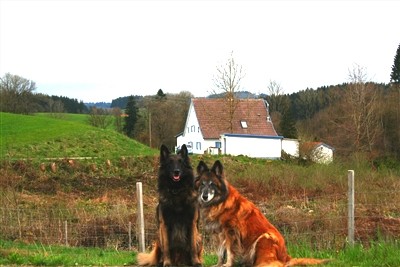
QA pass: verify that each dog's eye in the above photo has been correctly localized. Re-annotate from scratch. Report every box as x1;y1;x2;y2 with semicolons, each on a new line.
201;180;213;186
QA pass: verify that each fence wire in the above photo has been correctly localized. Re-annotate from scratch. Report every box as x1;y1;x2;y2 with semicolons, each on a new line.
1;189;399;253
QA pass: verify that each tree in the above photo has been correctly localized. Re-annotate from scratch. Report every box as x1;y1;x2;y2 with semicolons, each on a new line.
0;73;36;114
156;89;166;99
123;96;138;138
212;51;245;132
390;43;400;84
279;107;297;139
265;80;292;135
87;107;112;129
112;107;123;133
330;65;382;155
387;43;400;159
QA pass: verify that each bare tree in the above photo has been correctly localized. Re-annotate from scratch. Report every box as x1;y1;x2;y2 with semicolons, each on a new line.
112;107;123;133
0;73;37;114
212;52;245;132
267;80;284;96
87;107;113;129
333;64;383;154
136;91;193;149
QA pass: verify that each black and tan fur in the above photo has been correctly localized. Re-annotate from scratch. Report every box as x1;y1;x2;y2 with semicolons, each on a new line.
137;144;202;267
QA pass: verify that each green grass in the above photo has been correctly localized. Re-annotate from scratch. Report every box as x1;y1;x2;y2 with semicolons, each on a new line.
0;112;157;159
35;113;89;125
1;239;399;266
286;239;400;266
0;239;136;266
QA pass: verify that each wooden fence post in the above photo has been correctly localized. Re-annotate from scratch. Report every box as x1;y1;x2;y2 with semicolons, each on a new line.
348;170;355;246
128;221;132;250
136;182;145;252
64;220;68;246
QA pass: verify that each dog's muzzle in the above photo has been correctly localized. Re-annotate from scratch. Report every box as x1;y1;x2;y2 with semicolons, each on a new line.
200;190;214;203
173;169;181;182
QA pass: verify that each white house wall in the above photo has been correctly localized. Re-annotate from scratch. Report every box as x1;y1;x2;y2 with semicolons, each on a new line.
221;134;282;158
176;101;205;154
282;139;299;157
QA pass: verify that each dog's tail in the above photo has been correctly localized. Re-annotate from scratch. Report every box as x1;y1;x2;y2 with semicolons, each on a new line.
137;242;161;266
285;258;331;266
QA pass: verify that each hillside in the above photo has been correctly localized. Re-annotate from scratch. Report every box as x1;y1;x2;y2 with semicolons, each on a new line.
0;112;157;159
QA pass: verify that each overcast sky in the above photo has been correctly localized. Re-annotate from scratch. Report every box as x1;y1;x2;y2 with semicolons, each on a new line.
1;0;399;103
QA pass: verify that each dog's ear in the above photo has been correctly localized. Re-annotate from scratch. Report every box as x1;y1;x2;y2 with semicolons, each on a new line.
160;144;170;163
179;144;188;158
196;160;209;175
211;160;224;177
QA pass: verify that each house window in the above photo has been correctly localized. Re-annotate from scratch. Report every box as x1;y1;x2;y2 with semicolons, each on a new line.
191;125;195;132
196;142;201;150
240;120;248;128
187;127;189;133
198;127;200;133
215;142;221;148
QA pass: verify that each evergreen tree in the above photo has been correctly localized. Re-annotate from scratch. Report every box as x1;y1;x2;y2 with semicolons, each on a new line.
390;43;400;84
280;108;297;139
156;89;166;99
123;96;138;138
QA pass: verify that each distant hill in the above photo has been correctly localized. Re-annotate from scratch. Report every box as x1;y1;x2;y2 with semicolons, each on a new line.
110;95;143;109
0;112;157;159
85;102;111;109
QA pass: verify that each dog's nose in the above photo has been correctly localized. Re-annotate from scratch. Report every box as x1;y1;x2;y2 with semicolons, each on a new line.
173;169;181;176
201;193;208;201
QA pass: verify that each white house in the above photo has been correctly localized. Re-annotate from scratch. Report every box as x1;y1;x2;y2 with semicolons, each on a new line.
300;142;334;164
176;98;282;159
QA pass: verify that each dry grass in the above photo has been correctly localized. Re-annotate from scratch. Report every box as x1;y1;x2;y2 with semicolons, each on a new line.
1;155;400;252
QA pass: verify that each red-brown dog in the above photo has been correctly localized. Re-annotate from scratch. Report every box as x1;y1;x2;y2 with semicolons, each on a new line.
196;160;329;267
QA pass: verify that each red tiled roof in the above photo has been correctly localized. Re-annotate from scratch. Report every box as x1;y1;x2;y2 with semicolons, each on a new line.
192;98;278;139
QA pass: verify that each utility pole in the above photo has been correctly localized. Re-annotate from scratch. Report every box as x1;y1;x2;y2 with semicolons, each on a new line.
149;111;152;148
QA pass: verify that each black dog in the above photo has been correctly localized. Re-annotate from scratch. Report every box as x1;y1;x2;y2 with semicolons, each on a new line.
137;144;202;267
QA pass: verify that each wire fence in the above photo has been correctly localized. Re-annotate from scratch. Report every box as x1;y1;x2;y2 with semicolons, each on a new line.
1;184;399;253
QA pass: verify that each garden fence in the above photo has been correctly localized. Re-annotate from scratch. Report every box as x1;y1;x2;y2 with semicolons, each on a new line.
1;170;399;253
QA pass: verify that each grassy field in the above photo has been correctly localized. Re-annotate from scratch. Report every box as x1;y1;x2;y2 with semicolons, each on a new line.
0;112;157;159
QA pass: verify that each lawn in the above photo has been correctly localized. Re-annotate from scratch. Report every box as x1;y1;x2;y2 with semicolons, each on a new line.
1;239;399;266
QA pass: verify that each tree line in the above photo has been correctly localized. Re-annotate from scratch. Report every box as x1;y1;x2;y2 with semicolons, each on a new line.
266;43;400;162
0;73;88;114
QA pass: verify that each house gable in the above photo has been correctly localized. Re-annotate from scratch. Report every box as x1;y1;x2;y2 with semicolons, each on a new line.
177;100;205;153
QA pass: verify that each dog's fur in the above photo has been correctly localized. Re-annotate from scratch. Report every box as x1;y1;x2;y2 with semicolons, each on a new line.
195;160;329;267
137;144;202;267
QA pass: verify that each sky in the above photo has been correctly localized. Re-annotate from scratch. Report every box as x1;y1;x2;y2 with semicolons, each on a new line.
1;0;399;103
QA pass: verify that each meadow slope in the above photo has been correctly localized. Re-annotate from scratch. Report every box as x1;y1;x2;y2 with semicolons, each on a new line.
0;112;157;159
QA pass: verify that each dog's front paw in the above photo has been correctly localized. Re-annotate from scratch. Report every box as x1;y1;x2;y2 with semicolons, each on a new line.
162;260;172;267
